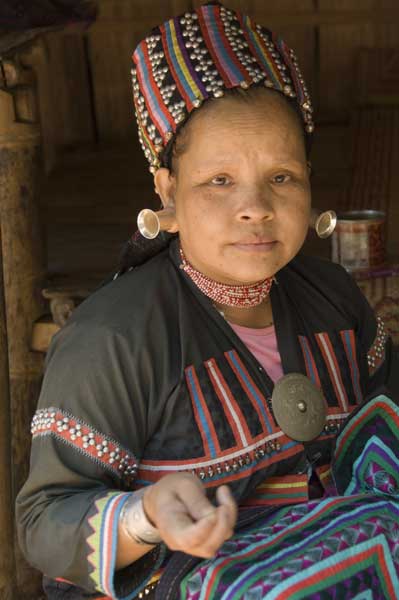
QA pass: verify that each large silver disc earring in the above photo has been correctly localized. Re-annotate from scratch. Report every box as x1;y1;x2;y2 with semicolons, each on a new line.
310;209;337;239
137;208;178;239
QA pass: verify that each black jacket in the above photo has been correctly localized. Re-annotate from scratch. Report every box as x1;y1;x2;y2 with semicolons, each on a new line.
16;238;394;599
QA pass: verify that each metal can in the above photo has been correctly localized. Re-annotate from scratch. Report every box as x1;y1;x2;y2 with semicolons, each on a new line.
331;210;386;271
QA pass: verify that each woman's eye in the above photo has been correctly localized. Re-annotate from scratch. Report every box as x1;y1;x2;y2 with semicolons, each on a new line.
273;174;290;184
210;175;230;186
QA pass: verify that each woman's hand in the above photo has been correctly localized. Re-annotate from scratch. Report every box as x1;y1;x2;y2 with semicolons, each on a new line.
143;473;237;558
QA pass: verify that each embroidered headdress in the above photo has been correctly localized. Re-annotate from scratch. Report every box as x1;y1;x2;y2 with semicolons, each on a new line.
131;1;314;173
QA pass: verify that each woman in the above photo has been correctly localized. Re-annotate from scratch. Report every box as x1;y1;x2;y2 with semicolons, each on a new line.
17;2;398;599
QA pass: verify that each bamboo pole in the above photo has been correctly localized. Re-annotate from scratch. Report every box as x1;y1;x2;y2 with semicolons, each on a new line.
0;50;46;599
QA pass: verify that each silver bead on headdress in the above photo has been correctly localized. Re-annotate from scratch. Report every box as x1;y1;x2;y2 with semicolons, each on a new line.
131;1;314;173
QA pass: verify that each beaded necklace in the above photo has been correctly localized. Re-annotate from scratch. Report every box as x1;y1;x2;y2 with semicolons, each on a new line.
179;247;273;308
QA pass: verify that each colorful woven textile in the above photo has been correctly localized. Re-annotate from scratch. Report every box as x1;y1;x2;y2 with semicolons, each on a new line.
178;394;399;599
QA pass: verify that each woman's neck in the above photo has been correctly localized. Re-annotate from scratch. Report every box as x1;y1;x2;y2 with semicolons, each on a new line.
215;298;273;329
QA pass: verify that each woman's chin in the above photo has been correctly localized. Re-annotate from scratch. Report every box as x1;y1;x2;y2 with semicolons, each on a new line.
223;257;282;283
220;267;277;284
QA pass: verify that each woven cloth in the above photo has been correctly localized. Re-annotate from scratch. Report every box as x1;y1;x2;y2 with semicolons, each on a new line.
177;394;399;599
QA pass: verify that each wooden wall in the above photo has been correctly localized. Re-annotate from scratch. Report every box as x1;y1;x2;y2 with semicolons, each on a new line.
38;0;399;141
31;0;399;272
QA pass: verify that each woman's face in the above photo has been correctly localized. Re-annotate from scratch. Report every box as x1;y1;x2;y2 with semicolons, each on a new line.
157;92;311;285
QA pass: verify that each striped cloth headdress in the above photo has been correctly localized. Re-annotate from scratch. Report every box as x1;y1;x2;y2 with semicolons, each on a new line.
131;1;314;173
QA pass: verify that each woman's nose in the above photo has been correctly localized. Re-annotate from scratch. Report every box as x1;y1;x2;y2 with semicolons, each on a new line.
236;188;274;222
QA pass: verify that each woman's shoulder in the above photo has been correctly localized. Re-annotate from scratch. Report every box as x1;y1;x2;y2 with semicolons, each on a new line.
286;252;356;288
281;252;366;314
61;248;177;335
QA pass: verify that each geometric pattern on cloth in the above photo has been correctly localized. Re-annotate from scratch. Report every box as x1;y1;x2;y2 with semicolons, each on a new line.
180;495;399;600
367;316;389;376
86;492;166;599
333;395;399;496
31;407;139;486
345;437;399;497
86;492;130;596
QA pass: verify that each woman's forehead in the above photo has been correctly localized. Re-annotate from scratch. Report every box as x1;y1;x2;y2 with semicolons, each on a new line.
181;96;306;161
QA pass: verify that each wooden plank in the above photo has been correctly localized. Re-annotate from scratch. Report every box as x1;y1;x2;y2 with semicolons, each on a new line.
192;0;312;9
87;28;139;141
318;0;374;9
372;0;399;51
40;31;94;147
88;0;191;141
98;0;189;20
318;0;399;117
318;22;374;117
90;9;399;29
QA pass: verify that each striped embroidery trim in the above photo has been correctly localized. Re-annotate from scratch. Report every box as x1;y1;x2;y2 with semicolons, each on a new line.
31;408;138;483
161;19;201;110
168;16;207;101
199;5;246;87
240;473;309;507
87;492;129;597
134;42;174;138
367;316;388;376
136;435;300;488
340;329;363;403
87;493;165;599
225;350;274;435
315;332;349;412
205;357;252;448
274;35;305;104
185;365;221;458
240;16;283;89
298;335;322;389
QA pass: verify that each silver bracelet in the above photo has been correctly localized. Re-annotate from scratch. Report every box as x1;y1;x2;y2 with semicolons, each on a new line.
120;488;162;546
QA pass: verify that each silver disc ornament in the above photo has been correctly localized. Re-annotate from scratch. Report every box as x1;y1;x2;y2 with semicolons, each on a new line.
271;373;326;442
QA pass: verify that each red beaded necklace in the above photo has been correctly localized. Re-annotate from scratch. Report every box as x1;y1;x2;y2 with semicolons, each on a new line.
179;248;273;308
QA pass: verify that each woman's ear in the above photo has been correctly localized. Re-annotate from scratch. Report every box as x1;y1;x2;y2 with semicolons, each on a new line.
154;168;176;209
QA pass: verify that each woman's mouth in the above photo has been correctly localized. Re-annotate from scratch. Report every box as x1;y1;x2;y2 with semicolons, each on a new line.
232;240;277;253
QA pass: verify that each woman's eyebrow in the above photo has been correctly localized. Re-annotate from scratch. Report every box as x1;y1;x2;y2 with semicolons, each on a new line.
193;158;306;172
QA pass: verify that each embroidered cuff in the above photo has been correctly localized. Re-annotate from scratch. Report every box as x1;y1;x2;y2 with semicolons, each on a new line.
87;492;166;599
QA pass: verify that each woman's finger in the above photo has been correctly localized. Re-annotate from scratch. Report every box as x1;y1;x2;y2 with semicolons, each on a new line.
216;485;238;530
160;508;218;554
174;475;218;522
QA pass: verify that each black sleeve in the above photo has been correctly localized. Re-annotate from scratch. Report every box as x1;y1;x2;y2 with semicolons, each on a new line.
16;317;166;599
341;268;395;399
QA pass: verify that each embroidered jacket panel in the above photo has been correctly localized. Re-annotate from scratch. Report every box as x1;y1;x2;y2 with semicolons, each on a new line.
16;238;394;599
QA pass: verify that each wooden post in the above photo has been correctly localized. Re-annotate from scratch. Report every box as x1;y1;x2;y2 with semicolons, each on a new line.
0;48;46;599
0;227;15;600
